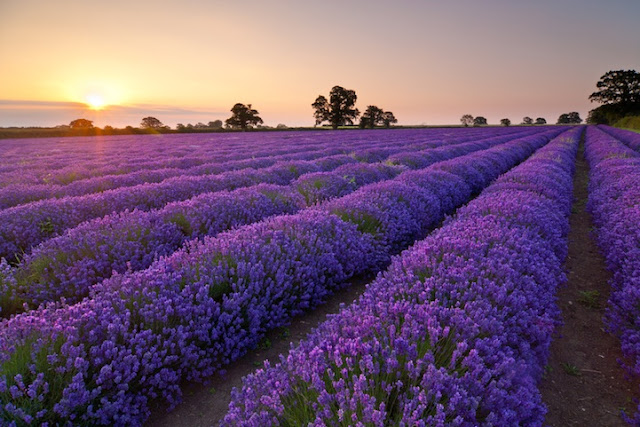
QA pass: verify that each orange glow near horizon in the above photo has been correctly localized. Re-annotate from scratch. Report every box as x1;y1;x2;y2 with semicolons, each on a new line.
1;1;639;128
85;94;106;110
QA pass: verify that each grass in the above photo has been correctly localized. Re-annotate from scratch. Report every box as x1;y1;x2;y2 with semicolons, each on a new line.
258;337;272;350
561;362;581;376
578;290;600;309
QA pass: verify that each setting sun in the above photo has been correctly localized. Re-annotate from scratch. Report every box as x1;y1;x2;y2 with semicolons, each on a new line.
85;93;106;110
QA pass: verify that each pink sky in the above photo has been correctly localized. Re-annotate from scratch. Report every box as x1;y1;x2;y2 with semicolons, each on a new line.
1;0;639;127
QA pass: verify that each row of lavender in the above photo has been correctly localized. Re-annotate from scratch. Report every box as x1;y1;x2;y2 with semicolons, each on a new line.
0;128;542;261
599;124;640;152
0;129;561;425
0;143;348;210
0;132;348;184
223;127;581;426
0;129;456;209
584;126;640;423
0;128;519;189
0;128;537;211
0;128;533;209
0;129;529;316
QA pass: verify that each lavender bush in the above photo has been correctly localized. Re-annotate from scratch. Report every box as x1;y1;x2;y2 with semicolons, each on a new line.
0;132;545;315
0;128;566;425
584;126;640;423
223;127;581;426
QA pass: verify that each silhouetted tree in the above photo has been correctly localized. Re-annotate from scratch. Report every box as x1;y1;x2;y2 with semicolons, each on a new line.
535;117;547;125
360;106;384;129
521;116;533;125
69;118;94;129
312;96;329;126
359;106;397;129
500;118;511;126
208;120;223;129
141;117;164;129
588;69;640;124
312;86;359;129
381;111;397;128
225;103;263;130
589;70;640;105
473;116;487;126
557;112;582;124
460;114;473;127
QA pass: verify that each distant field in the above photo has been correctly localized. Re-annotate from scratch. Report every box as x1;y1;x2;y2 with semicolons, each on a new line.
0;123;556;139
1;125;639;425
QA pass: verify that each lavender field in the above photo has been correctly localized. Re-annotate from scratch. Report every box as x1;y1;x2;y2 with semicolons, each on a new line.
1;126;639;426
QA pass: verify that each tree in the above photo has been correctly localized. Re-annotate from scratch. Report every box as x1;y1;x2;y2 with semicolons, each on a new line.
225;103;263;130
69;118;94;129
360;105;384;129
312;95;329;126
381;111;397;128
460;114;474;127
208;120;223;129
141;117;164;129
359;106;397;129
535;117;547;125
589;70;640;105
473;116;487;126
587;70;640;125
312;86;359;129
500;118;511;127
557;112;582;124
521;116;533;125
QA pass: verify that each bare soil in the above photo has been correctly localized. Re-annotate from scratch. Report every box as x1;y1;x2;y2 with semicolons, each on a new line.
539;142;639;426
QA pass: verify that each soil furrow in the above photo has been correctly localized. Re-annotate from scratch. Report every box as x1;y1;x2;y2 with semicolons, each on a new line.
540;140;639;426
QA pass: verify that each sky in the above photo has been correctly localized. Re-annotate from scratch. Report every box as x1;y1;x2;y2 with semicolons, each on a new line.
1;0;639;128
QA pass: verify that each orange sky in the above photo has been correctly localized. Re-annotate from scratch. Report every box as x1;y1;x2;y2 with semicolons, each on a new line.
1;0;639;127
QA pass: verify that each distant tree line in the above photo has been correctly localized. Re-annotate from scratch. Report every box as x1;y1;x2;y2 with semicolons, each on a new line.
461;115;549;127
11;71;640;139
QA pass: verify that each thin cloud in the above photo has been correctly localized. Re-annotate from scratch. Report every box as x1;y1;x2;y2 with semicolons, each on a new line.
0;99;228;127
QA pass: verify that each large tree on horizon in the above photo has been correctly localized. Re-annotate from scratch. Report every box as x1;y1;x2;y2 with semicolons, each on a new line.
312;86;359;129
589;70;640;105
381;111;397;128
557;112;582;124
359;106;397;129
587;69;640;124
360;105;384;129
473;116;487;126
140;116;165;129
69;118;94;129
225;103;263;130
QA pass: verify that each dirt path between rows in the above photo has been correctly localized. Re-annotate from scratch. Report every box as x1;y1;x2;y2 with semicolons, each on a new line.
146;274;375;427
539;140;639;426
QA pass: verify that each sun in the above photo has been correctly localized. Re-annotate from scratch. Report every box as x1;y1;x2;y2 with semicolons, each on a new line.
85;93;106;110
